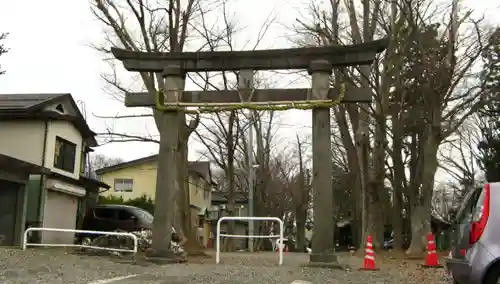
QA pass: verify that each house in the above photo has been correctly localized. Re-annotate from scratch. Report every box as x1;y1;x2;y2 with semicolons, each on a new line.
0;93;110;246
95;155;215;247
0;154;50;246
210;191;249;250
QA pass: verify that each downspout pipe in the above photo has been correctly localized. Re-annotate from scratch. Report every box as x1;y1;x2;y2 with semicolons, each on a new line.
34;120;49;242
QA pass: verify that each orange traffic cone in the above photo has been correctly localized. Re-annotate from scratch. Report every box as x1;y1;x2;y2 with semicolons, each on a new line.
276;244;288;252
360;235;379;271
276;239;282;252
423;232;443;268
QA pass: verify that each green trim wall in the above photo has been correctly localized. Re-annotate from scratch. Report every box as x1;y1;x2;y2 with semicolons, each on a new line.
26;176;44;227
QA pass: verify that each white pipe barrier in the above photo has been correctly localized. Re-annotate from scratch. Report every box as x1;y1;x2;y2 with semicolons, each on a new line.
216;216;284;265
23;227;138;254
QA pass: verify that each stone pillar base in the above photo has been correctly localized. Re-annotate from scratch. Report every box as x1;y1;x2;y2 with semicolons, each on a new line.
143;248;186;264
303;252;345;269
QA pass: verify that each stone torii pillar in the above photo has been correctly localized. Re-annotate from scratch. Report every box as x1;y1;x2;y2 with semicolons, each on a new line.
237;69;256;252
148;65;184;259
307;60;338;267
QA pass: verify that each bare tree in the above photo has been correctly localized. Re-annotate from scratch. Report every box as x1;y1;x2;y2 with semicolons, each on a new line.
89;153;124;177
439;114;484;197
190;3;276;251
0;32;8;75
293;0;487;254
196;111;241;252
290;135;310;251
90;0;211;256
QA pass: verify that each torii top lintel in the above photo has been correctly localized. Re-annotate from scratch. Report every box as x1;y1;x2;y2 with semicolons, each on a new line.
111;37;389;73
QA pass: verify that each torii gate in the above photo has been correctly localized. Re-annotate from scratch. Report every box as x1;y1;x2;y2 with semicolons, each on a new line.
111;38;389;265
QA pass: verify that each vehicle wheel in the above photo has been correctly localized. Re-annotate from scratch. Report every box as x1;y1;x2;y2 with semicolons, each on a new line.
483;263;500;284
81;237;92;246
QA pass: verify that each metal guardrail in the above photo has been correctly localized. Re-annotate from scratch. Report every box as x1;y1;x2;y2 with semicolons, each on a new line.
23;227;138;254
216;216;284;265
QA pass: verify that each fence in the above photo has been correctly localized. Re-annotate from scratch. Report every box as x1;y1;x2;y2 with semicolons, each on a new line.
216;216;284;265
23;227;138;254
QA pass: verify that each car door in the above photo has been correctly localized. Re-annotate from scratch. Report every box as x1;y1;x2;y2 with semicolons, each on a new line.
450;187;482;259
92;207;118;232
116;208;137;232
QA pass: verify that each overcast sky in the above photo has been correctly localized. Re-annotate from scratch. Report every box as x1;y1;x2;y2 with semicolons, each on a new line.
0;0;499;182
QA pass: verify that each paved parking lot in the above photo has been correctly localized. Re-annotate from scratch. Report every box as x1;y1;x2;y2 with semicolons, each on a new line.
0;248;450;284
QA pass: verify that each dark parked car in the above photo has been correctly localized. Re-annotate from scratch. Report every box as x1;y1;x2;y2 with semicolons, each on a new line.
77;204;153;241
383;235;410;250
446;183;500;284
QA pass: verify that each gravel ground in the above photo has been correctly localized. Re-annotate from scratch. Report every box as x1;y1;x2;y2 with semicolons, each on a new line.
0;248;452;284
0;248;156;284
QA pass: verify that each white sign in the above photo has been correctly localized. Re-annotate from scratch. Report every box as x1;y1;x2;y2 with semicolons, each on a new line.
46;179;85;197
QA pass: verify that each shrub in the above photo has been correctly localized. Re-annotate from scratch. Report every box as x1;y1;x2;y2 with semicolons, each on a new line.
99;194;155;214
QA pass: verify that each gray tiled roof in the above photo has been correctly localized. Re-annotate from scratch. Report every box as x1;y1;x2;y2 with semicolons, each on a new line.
0;93;66;110
0;93;97;144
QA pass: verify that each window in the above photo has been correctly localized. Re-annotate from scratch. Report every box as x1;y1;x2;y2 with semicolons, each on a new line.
453;188;482;227
80;151;87;174
203;190;210;201
94;208;116;220
133;209;153;223
53;136;77;173
117;209;134;221
55;104;65;113
114;179;133;192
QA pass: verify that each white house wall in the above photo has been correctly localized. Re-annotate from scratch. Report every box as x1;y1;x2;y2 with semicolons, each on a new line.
44;120;83;179
0;121;45;165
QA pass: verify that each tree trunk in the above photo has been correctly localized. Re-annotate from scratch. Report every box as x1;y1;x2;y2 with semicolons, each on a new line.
406;202;431;255
334;106;362;248
254;168;266;251
391;118;406;251
293;135;308;252
406;128;439;256
368;191;385;249
370;86;387;249
296;205;307;251
224;111;237;252
176;136;191;235
391;185;404;250
177;134;206;255
150;111;178;256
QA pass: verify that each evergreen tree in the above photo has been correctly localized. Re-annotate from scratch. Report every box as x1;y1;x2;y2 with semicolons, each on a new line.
478;28;500;182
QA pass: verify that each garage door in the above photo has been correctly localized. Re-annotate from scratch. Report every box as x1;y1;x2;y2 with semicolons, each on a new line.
0;180;19;245
42;190;78;244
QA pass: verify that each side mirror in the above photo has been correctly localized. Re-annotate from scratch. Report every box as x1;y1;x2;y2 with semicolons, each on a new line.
130;215;138;223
